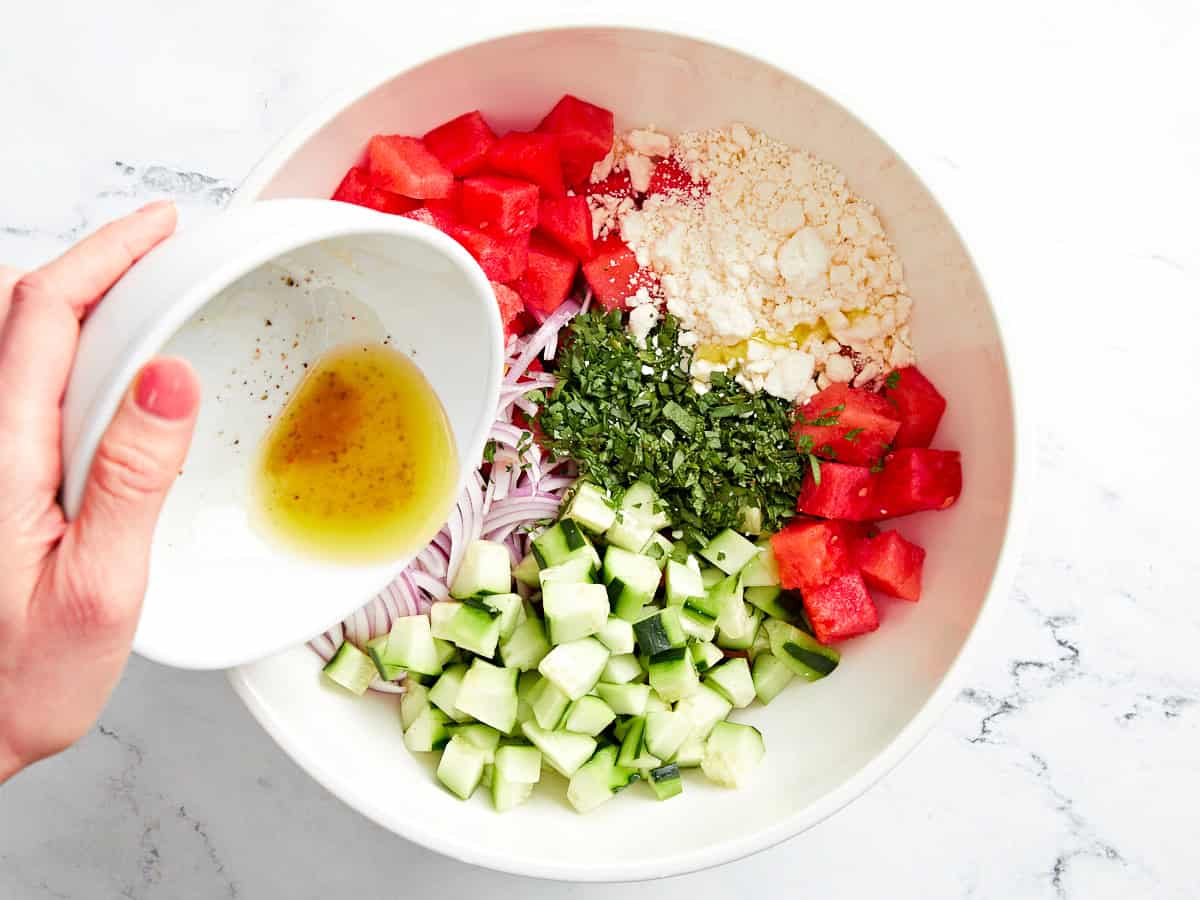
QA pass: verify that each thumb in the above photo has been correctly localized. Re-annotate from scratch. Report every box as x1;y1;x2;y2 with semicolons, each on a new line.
60;356;201;621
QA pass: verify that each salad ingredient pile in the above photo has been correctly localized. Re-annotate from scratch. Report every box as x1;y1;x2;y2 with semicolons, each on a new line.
319;94;963;813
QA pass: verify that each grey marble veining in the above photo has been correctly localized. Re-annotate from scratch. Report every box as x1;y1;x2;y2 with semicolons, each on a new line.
2;1;1197;898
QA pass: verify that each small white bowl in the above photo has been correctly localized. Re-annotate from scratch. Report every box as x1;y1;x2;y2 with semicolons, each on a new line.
62;198;503;670
226;23;1027;883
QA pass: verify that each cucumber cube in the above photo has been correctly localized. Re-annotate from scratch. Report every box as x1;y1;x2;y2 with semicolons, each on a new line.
596;616;636;655
372;615;443;678
322;641;376;695
619;481;671;530
600;652;645;685
532;519;589;568
674;683;733;742
632;607;686;655
429;600;502;658
763;619;840;681
595;682;651;716
450;540;512;598
740;541;781;587
566;745;618;813
403;705;450;753
543;582;609;643
455;659;519;733
494;744;542;783
491;774;534;813
446;723;502;762
512;552;542;588
701;721;765;788
500;616;552;671
699;529;760;575
716;604;761;651
604;510;655;553
537;638;610;700
665;559;707;606
744;584;793;620
538;553;596;588
704;657;756;708
674;736;706;768
647;763;683;800
527;676;571;730
647;647;700;702
643;689;671;713
400;682;430;730
644;711;691;762
428;663;473;723
521;722;597;778
689;641;724;673
485;593;526;640
564;482;616;534
679;605;718;643
751;652;795;705
437;734;488;799
563;695;617;737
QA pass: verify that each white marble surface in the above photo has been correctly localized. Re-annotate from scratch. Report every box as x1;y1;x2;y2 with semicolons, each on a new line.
2;1;1198;897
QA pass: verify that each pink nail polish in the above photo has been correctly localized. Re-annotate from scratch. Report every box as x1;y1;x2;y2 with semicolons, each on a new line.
135;358;199;420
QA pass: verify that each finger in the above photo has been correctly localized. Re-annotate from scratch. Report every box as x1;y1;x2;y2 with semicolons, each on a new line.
0;265;22;334
47;356;200;637
0;202;177;442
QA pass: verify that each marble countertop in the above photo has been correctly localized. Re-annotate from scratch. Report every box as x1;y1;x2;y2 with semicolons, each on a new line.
2;1;1197;897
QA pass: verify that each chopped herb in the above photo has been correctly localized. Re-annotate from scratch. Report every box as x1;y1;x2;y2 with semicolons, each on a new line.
808;453;822;486
844;427;865;443
885;370;901;390
524;388;546;403
482;440;497;463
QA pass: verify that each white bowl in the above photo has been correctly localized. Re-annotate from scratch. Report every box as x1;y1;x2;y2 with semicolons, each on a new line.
62;198;503;669
227;25;1025;881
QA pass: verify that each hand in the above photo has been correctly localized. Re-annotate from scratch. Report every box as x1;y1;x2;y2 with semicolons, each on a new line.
0;202;201;782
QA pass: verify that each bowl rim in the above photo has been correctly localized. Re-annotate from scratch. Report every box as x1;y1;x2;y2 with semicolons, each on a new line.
226;19;1031;883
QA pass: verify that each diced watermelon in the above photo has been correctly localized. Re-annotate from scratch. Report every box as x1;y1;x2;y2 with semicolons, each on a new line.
795;461;877;521
770;519;862;593
449;225;530;282
646;156;706;198
365;135;454;199
401;208;438;229
486;132;565;195
536;195;594;261
331;167;420;215
536;95;615;186
460;176;539;236
884;366;947;448
581;235;659;311
583;169;634;200
422;110;497;177
422;183;462;229
795;383;901;467
490;281;526;339
873;448;962;519
513;235;579;322
802;571;879;643
854;530;925;601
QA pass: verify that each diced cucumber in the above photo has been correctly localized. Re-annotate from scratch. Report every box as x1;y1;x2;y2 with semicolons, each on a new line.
364;633;403;681
400;682;430;730
701;721;765;788
617;716;661;770
521;722;597;778
538;553;596;588
643;533;675;570
403;705;450;753
543;582;609;643
711;575;752;642
610;761;640;793
537;637;610;700
564;482;616;534
450;540;512;598
644;710;690;762
679;605;718;642
619;481;671;530
532;519;589;568
643;689;671;713
437;734;488;799
494;744;541;783
428;663;473;723
751;651;795;704
371;615;443;678
567;745;618;813
716;604;761;651
763;619;840;681
674;736;705;768
500;616;552;671
485;593;525;640
595;682;650;716
749;623;772;661
632;607;687;656
665;559;707;606
515;669;540;725
513;552;542;588
737;506;763;536
704;657;755;708
604;510;654;553
433;637;458;668
740;541;780;588
445;722;502;762
596;616;636;655
700;566;724;590
646;763;683;800
563;695;617;736
429;600;502;658
600;652;645;685
322;641;376;695
606;578;654;622
690;641;725;673
602;546;662;593
647;647;700;702
491;773;534;812
455;659;519;733
744;584;792;621
699;528;760;575
674;683;733;742
528;676;571;730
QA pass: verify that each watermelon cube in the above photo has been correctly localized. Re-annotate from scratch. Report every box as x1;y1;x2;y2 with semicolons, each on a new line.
583;169;634;200
884;366;947;448
770;519;862;593
401;183;461;232
802;571;879;643
536;195;594;261
490;281;526;339
645;155;706;199
513;235;579;322
795;461;877;521
854;530;925;601
536;95;615;186
795;383;901;467
366;135;455;199
460;176;539;236
331;167;420;215
450;225;530;282
873;448;962;519
423;110;497;177
486;132;565;196
581;235;659;311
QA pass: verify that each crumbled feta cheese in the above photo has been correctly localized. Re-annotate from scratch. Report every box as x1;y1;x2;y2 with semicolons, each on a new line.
625;154;655;193
627;129;671;157
776;227;830;289
628;303;661;348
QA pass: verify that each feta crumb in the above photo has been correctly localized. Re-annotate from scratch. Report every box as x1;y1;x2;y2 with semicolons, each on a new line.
625;154;655;193
627;129;671;157
628;303;661;348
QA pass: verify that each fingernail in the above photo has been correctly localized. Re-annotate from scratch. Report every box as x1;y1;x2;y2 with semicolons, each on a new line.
137;199;174;214
135;358;200;421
